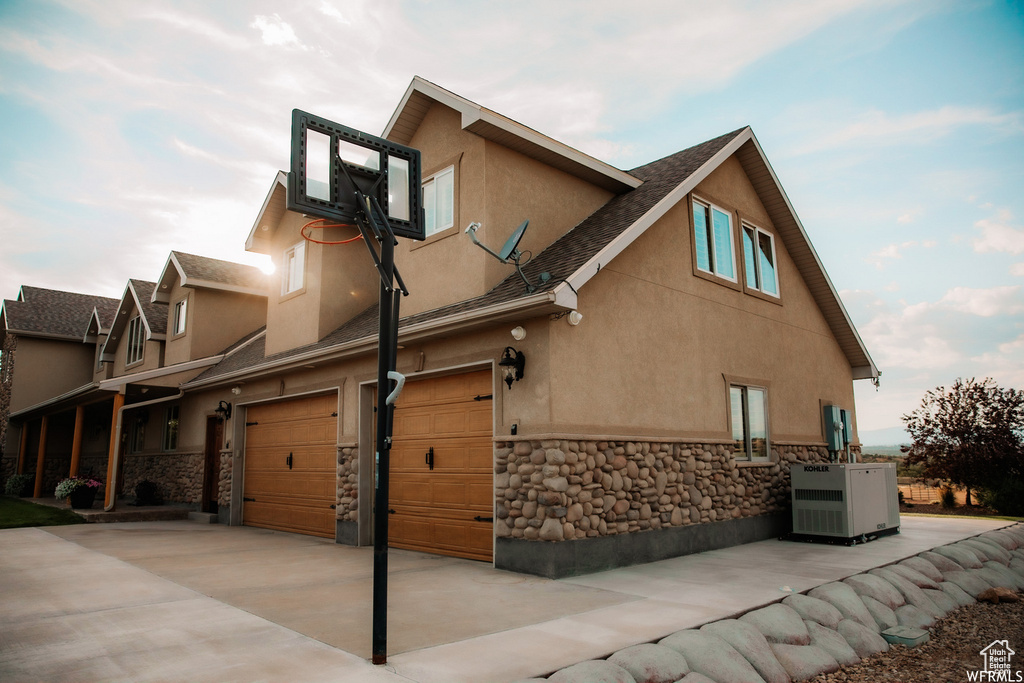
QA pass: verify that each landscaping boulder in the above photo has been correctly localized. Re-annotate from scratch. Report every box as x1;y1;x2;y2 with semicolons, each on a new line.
932;545;982;569
678;674;718;683
859;595;898;631
939;580;976;607
807;582;878;632
739;604;810;646
869;568;945;619
836;619;889;659
887;564;940;590
702;620;791;683
894;604;935;630
769;644;840;681
941;570;994;598
783;594;843;630
982;561;1024;590
981;530;1019;551
659;630;767;683
961;539;1010;565
898;557;944;583
607;644;689;683
805;620;860;666
843;573;905;610
918;550;964;573
1010;557;1024;578
977;587;1020;604
922;588;958;614
548;660;636;683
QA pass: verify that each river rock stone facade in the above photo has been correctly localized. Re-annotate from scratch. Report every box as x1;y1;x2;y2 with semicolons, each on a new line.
494;438;849;543
218;449;232;508
123;452;203;504
336;446;359;522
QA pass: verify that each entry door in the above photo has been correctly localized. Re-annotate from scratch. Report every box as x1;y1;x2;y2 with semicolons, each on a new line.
387;369;494;561
242;394;337;538
202;416;223;514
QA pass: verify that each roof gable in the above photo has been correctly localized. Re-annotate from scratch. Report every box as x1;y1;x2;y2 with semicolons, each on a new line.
101;280;167;362
153;251;268;302
245;170;288;255
385;76;641;194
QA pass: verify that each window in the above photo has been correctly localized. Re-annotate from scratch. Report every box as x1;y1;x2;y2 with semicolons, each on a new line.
742;225;779;296
731;385;769;461
163;405;179;451
173;298;187;335
692;199;736;281
126;315;144;365
129;415;146;453
282;242;305;295
422;165;454;237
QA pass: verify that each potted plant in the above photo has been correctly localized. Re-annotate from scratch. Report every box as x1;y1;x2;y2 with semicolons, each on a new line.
55;476;103;509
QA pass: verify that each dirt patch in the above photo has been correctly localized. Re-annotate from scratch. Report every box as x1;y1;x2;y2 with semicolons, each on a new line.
809;598;1024;682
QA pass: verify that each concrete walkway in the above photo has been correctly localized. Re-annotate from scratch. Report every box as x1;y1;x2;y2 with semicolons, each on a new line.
0;516;1013;683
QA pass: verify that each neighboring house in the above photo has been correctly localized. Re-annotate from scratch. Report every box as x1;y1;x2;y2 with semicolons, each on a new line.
0;77;878;579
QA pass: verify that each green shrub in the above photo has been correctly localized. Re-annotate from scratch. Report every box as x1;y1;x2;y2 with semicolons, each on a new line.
939;484;957;509
977;479;1024;516
4;473;35;497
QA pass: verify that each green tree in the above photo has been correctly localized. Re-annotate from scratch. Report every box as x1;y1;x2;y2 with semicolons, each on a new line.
901;377;1024;507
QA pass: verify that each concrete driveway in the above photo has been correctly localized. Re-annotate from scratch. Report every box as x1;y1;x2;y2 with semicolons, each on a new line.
0;516;1013;682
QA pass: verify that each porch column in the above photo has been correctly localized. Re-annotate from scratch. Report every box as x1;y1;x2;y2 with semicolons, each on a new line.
16;423;29;474
104;393;125;509
69;405;85;477
32;416;48;498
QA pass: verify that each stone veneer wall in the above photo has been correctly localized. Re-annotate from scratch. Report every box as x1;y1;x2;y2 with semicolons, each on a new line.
218;449;232;508
494;438;849;543
336;446;359;522
122;452;203;505
0;333;16;466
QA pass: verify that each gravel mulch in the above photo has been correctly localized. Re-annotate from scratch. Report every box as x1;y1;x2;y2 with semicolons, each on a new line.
808;597;1024;683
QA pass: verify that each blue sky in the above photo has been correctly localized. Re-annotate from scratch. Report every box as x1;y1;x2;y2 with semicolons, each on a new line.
1;0;1022;443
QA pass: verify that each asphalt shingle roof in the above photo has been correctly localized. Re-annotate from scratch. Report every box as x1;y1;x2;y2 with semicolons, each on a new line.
171;251;268;290
129;280;168;335
2;287;120;340
188;129;744;385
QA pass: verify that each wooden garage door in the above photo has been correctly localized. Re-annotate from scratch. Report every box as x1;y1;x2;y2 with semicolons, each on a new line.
243;393;337;538
388;369;493;561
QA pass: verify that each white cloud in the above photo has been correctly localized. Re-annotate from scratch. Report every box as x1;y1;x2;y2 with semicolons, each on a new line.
973;209;1024;254
250;14;302;48
318;2;350;24
865;240;927;269
1011;263;1024;277
937;286;1024;317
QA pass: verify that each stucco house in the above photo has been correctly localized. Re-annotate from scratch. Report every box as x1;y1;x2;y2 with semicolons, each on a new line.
1;77;877;578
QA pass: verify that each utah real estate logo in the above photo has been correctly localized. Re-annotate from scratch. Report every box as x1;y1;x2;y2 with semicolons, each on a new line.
969;640;1021;682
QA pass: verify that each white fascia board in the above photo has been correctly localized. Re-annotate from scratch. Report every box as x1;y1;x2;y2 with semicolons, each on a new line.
98;355;224;392
184;291;562;390
246;171;288;252
742;133;879;380
100;282;135;360
152;253;182;303
566;128;754;294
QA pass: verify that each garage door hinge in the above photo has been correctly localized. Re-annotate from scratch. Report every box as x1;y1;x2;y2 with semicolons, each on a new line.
332;412;338;417
245;421;258;427
473;394;493;401
330;504;336;509
243;497;255;502
473;516;493;522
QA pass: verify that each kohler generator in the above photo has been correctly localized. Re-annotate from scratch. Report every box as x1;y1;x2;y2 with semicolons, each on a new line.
790;463;900;545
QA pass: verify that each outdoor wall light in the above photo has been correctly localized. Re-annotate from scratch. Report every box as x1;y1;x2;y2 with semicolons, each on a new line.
511;325;526;341
215;401;232;420
567;311;583;326
231;386;242;395
499;346;525;389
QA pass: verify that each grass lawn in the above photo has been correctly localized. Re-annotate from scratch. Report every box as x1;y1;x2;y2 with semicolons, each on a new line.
0;496;87;529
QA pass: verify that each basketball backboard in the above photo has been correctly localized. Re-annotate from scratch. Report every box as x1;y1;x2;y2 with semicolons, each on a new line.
287;109;424;240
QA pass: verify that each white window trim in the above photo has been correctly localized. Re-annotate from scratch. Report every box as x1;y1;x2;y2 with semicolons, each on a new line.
742;223;780;297
422;165;455;237
281;241;306;296
730;384;770;462
173;298;188;336
126;315;144;366
693;198;737;283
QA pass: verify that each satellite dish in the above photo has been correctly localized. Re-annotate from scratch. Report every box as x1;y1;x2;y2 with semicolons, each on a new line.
464;219;548;293
498;220;529;262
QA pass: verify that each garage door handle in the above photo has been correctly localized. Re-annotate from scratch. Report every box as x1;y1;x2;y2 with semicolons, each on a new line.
425;446;434;470
474;516;493;522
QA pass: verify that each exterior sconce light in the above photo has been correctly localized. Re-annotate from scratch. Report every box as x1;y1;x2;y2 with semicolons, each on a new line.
231;386;242;395
511;326;526;341
567;311;583;326
499;346;525;389
215;401;232;420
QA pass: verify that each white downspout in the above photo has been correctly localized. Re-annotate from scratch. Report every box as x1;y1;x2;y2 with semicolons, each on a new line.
104;390;184;512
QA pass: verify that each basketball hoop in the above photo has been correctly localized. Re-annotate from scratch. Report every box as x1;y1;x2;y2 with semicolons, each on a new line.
300;217;363;245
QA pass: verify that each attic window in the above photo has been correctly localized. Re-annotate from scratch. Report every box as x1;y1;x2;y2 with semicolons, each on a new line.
422;165;454;237
173;299;187;335
742;225;779;297
282;241;305;295
126;315;144;366
692;199;736;282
